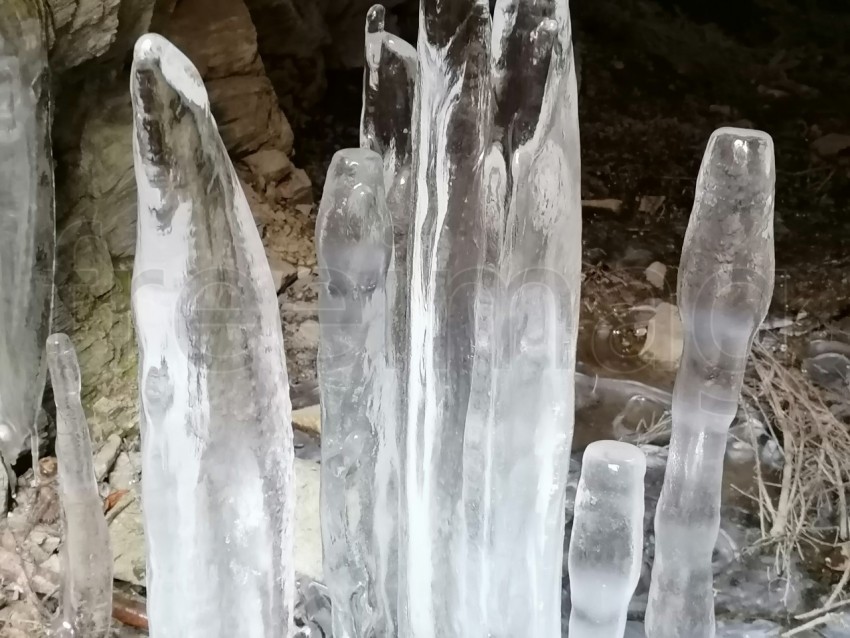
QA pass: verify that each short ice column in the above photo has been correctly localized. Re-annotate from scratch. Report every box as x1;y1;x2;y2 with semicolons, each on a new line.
568;440;645;638
316;148;395;637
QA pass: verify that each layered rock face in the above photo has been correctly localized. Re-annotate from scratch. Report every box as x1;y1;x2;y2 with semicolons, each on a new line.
42;0;318;443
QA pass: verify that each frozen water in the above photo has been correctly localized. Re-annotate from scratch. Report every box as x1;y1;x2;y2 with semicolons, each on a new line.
480;3;582;634
47;334;112;638
568;441;645;638
131;34;294;638
316;1;583;634
316;148;395;636
0;6;55;463
647;128;775;638
402;1;493;631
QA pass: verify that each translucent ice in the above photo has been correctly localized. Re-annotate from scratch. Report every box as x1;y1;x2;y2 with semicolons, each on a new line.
47;334;112;638
0;6;55;462
403;2;493;633
475;2;582;635
568;441;645;638
131;34;294;638
646;128;775;638
316;148;395;636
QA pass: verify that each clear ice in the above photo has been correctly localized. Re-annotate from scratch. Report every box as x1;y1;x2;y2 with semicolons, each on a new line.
316;148;395;636
319;0;582;635
646;127;775;638
47;333;112;638
130;34;294;638
0;4;56;462
568;440;645;638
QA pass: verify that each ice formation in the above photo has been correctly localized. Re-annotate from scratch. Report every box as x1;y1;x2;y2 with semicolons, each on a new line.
0;4;55;463
568;441;645;638
646;128;775;638
316;148;395;636
47;333;112;638
130;34;294;638
317;1;582;635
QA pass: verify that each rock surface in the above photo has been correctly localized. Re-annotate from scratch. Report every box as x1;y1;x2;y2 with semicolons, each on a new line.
244;0;409;110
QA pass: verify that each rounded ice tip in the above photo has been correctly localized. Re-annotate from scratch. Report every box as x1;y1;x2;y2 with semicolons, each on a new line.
46;333;74;358
46;333;82;397
131;33;208;111
583;440;647;472
366;4;386;33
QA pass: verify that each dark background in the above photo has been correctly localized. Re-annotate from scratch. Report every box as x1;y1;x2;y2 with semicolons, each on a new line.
291;0;850;319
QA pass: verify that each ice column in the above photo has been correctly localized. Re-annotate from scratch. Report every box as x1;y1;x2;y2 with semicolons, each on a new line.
359;12;417;627
404;1;493;634
317;149;394;637
0;4;55;463
130;34;294;638
568;441;645;638
47;334;112;638
646;128;775;638
481;2;582;636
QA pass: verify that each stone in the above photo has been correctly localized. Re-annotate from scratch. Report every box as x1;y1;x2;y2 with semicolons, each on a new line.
639;302;683;368
108;451;139;491
278;168;313;205
244;148;293;184
164;0;294;157
644;262;667;289
812;132;850;158
294;458;322;581
108;492;145;586
73;232;115;297
581;198;622;213
292;404;321;435
638;195;666;216
62;94;136;258
268;256;298;293
93;433;122;481
294;319;320;350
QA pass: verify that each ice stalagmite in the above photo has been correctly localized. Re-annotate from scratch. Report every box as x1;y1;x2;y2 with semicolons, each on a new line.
404;1;492;634
47;334;112;638
316;149;394;637
130;34;294;638
479;2;582;636
0;3;55;463
646;128;775;638
568;441;645;638
361;3;416;250
359;12;417;628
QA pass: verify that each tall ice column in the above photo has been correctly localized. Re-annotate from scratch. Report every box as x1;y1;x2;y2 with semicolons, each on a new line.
646;127;775;638
47;333;112;638
404;1;492;634
568;441;645;638
0;3;55;463
482;1;583;635
130;34;294;638
317;149;394;637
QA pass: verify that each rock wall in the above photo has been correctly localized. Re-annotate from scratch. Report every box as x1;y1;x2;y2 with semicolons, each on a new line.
43;0;316;442
244;0;409;111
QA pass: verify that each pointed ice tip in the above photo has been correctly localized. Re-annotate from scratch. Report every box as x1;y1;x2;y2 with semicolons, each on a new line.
366;4;386;33
131;33;208;111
